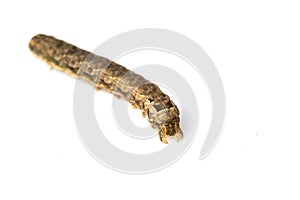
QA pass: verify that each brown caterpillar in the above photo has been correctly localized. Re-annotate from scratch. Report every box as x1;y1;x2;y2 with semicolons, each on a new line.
29;34;183;144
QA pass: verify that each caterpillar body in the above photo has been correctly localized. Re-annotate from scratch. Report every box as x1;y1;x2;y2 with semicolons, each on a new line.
29;34;183;144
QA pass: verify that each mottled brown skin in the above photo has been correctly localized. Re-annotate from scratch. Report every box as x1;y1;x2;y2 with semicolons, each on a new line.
29;34;183;143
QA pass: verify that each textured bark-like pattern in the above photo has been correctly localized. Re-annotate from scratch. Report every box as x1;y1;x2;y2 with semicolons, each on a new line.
29;34;183;143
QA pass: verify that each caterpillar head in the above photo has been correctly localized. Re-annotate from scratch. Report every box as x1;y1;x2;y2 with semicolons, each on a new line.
159;121;183;144
147;99;184;144
155;106;183;144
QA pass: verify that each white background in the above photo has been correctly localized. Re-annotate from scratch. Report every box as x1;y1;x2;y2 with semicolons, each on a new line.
1;0;300;199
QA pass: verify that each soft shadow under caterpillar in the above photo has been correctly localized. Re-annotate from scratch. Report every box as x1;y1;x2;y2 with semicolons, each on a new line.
29;34;183;144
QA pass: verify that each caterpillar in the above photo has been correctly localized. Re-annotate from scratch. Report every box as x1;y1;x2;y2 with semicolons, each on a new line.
29;34;183;144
